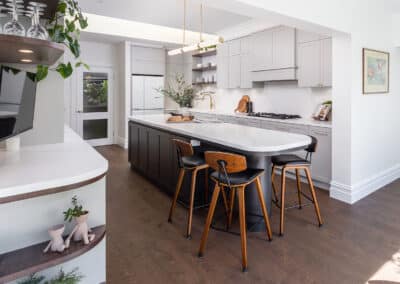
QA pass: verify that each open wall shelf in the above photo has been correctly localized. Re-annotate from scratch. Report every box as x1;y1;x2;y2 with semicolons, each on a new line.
0;35;64;66
192;66;217;72
0;225;106;283
192;81;216;86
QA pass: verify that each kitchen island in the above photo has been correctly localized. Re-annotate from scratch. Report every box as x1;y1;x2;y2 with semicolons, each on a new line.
128;114;311;230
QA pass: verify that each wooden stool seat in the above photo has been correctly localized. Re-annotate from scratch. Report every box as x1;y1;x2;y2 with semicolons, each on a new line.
168;139;209;240
271;136;323;237
198;151;272;272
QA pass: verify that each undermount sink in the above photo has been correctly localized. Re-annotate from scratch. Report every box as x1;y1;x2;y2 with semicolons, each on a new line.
193;118;223;124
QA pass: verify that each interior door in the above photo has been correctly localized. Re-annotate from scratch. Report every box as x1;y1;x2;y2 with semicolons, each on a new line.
76;67;113;146
144;76;164;109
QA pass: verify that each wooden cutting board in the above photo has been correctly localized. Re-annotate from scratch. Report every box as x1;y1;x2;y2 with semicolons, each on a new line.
235;95;250;113
166;115;194;123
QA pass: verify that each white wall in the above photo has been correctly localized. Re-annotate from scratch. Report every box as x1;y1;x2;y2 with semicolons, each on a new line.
64;41;124;146
20;71;64;146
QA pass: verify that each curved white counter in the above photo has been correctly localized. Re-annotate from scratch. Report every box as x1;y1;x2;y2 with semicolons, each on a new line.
0;127;107;283
129;114;311;154
0;126;108;202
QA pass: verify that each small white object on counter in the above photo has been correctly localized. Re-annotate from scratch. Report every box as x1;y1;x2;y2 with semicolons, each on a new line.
129;114;311;153
0;126;108;200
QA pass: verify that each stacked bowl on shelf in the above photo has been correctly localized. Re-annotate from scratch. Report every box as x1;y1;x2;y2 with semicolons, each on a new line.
0;0;48;40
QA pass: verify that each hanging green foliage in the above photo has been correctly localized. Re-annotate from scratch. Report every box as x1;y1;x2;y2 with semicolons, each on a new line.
35;0;89;81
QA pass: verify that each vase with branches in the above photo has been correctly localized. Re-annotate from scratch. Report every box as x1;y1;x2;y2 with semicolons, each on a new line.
157;74;195;108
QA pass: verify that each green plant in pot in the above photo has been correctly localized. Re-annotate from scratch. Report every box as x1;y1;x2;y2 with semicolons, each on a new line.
157;74;195;108
63;196;95;247
63;195;87;222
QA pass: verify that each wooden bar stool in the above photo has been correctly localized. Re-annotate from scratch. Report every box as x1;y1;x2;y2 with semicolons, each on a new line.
168;139;209;240
198;151;273;272
271;136;323;236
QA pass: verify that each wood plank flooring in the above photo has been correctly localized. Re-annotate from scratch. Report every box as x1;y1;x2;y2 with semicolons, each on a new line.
97;145;400;284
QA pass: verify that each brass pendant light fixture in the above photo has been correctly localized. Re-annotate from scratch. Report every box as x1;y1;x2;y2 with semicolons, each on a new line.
168;0;224;56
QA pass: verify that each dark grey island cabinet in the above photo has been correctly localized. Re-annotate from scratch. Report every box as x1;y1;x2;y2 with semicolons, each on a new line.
128;121;207;205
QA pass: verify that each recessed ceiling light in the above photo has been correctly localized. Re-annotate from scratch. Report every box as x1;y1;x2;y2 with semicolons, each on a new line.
18;49;34;54
21;59;33;63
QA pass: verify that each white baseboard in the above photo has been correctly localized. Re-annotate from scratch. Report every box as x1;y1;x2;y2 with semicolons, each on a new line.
116;136;128;149
330;164;400;204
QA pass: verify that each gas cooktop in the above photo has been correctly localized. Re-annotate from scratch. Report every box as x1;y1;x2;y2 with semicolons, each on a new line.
247;112;302;120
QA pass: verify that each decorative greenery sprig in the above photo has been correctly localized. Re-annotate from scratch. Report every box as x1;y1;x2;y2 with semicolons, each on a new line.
18;268;83;284
35;0;89;81
63;195;87;222
158;74;196;108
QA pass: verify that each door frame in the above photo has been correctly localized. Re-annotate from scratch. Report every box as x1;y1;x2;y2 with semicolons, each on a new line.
74;65;114;146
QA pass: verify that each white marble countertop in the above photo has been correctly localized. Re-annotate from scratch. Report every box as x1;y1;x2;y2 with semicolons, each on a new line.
188;108;332;128
0;126;108;200
129;114;311;154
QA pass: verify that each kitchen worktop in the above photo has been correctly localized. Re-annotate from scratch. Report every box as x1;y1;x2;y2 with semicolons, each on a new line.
129;114;311;154
188;108;332;128
0;126;108;201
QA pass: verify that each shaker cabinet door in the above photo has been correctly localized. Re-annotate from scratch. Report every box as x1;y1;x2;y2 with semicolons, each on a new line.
321;38;332;87
217;43;229;89
229;54;241;89
297;40;321;87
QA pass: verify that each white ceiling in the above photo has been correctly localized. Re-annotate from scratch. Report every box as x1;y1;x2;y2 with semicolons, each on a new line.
80;0;251;34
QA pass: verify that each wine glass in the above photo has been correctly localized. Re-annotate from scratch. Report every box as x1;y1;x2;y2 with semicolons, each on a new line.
3;0;25;37
26;2;48;40
0;4;7;34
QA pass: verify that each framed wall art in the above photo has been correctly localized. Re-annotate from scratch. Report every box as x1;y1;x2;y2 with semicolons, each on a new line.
363;48;390;94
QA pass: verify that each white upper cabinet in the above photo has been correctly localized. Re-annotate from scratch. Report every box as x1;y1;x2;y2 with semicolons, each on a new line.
251;26;296;72
229;54;241;88
297;30;331;44
131;46;166;76
321;38;332;87
228;39;242;88
272;26;296;69
240;36;253;88
297;40;321;87
297;33;332;88
217;43;229;89
251;29;273;71
229;39;241;56
297;30;320;44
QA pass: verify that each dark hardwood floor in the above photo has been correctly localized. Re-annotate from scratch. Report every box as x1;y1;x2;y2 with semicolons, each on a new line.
97;145;400;284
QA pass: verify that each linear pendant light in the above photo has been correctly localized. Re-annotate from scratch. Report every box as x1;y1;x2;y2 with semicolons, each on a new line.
168;1;223;56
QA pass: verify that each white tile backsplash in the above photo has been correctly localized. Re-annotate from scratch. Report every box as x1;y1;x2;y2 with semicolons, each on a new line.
192;81;332;119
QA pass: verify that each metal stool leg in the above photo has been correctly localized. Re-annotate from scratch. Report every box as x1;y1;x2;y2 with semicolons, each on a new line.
227;187;236;230
271;166;279;204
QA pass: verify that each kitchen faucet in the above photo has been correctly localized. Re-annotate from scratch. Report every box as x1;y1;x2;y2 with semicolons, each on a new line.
197;91;216;110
